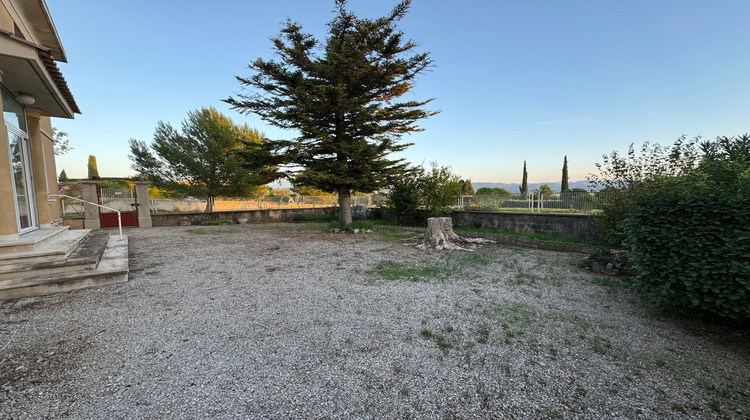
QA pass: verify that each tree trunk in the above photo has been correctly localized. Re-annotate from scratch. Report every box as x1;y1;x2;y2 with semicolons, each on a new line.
338;187;353;229
205;196;215;212
420;217;492;251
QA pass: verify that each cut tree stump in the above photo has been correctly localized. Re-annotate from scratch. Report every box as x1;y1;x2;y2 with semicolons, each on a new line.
418;217;492;251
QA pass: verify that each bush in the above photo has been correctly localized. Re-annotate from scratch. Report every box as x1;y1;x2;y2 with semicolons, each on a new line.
623;135;750;322
385;162;463;225
351;204;372;220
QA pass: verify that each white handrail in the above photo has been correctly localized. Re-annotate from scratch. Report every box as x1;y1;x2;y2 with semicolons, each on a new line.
49;194;123;240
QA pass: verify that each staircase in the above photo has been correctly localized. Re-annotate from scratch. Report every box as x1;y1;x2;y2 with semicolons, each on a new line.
0;227;129;300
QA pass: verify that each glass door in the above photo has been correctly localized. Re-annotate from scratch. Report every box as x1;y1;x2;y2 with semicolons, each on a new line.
7;124;37;232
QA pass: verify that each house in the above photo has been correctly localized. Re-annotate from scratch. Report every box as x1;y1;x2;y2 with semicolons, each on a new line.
0;0;127;300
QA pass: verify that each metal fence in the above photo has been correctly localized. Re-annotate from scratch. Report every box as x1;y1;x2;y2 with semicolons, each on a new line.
458;191;614;214
149;194;388;214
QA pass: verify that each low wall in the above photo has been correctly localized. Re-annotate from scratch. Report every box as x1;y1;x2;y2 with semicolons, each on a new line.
451;211;600;242
63;216;84;230
151;206;337;227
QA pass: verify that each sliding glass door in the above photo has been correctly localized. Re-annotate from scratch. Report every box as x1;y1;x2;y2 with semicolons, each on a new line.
3;88;37;233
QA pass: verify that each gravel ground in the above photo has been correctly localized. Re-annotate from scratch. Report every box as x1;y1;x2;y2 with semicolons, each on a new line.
1;223;748;419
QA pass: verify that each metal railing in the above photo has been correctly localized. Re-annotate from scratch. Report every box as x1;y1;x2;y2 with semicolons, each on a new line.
49;194;123;240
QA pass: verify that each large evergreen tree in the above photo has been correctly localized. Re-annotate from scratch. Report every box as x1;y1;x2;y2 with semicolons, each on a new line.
520;160;528;197
225;0;437;228
561;155;569;192
128;107;272;212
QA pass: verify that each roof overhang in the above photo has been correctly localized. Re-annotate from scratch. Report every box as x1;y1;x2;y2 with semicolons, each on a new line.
12;0;67;62
0;29;79;118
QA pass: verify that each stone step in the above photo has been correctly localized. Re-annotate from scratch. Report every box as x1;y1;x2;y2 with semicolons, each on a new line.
0;235;129;301
0;231;109;281
0;226;70;254
0;229;91;266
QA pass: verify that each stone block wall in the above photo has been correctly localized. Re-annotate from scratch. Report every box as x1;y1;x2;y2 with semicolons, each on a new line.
150;207;337;227
451;211;600;242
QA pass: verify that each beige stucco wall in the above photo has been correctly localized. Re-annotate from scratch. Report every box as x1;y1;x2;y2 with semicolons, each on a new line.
0;3;13;33
40;117;60;222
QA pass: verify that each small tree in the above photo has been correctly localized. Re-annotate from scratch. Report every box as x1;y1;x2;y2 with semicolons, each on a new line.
588;136;701;246
87;155;99;179
519;160;528;197
129;107;273;212
58;169;69;182
386;162;463;225
461;179;474;195
561;155;569;192
539;184;555;198
51;127;72;155
225;0;437;229
418;162;463;217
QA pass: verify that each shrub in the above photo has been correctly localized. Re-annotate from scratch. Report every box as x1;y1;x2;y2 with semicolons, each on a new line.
351;204;372;220
385;162;463;225
623;135;750;322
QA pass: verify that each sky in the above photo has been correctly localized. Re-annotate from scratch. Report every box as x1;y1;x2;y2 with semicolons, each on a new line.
48;0;750;185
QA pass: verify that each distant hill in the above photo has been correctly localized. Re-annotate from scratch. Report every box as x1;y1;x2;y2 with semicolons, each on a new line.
472;180;591;194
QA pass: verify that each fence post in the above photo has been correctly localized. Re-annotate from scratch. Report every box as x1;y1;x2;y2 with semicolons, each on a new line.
80;180;100;230
134;181;152;227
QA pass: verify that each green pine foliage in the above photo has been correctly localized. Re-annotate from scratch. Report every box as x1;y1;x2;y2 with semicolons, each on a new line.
225;0;437;228
128;107;273;212
58;169;69;182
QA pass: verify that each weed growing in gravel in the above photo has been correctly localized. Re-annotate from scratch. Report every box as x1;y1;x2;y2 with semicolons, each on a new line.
372;252;494;282
376;261;442;281
420;328;454;354
186;228;237;235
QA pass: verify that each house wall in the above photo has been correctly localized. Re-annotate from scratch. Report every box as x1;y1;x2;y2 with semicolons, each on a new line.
0;0;73;237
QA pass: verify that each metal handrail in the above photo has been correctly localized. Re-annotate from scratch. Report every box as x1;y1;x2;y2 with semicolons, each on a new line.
49;194;123;240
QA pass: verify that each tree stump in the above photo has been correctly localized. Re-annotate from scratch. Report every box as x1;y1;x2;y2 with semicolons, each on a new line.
419;217;492;251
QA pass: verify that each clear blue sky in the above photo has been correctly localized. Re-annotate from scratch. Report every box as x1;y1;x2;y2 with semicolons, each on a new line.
49;0;750;185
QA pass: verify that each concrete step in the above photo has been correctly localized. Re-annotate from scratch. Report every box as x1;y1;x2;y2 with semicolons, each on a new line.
0;229;90;266
0;226;70;254
0;231;109;281
0;235;129;301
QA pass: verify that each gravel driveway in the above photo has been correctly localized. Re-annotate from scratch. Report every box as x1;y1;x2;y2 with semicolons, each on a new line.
1;224;748;419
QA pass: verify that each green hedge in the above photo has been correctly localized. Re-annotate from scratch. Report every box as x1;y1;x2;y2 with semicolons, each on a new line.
624;179;750;321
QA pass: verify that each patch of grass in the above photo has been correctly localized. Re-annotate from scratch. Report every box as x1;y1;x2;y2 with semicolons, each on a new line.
670;403;686;413
186;228;237;235
375;261;443;281
486;301;537;344
290;214;337;222
328;220;376;232
377;229;415;240
454;226;598;246
269;245;280;251
371;248;496;282
476;325;490;344
201;218;233;226
420;328;453;354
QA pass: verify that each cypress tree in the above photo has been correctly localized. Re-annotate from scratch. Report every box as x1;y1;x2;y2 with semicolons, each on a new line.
58;169;69;182
520;160;528;197
87;155;99;179
561;155;569;192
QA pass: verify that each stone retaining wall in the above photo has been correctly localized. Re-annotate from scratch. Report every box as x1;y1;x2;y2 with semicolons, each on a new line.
150;206;337;227
451;211;600;242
